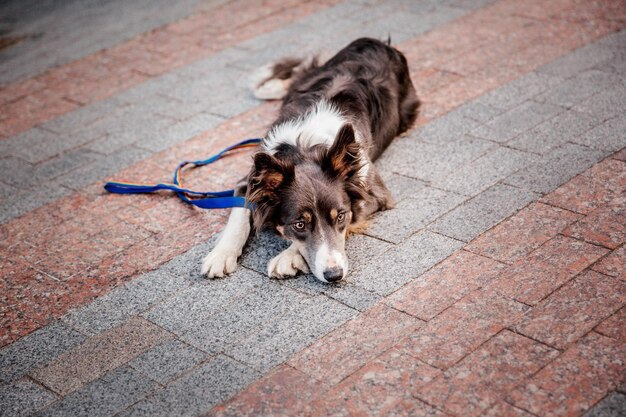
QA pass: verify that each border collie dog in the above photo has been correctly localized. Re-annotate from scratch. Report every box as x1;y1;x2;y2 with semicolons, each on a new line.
201;38;419;283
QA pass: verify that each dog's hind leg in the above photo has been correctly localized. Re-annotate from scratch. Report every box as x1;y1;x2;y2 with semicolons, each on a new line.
201;181;251;278
250;55;321;100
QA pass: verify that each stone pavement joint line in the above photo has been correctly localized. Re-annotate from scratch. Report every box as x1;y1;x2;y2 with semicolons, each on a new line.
0;0;625;416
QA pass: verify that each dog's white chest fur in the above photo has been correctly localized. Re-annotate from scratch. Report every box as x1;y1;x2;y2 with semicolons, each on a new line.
264;100;346;153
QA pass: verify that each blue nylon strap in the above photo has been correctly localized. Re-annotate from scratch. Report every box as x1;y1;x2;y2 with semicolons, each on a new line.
104;138;261;209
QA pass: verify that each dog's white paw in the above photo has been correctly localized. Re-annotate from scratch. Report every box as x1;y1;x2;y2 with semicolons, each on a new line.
268;247;309;279
201;247;239;278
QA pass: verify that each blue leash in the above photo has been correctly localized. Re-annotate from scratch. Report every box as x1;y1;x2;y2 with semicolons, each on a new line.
104;138;261;209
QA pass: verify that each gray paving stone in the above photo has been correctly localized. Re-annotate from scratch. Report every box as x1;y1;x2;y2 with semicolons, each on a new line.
84;132;140;155
120;355;259;417
508;110;602;154
142;267;263;335
470;101;563;143
382;174;428;203
365;187;467;243
62;270;189;336
413;112;481;143
0;182;16;201
583;392;626;417
572;115;626;152
429;184;538;242
571;84;626;121
597;52;626;76
0;378;57;417
504;142;609;194
322;283;382;311
57;146;152;191
134;113;225;153
180;283;310;354
280;274;383;312
33;366;157;417
127;340;208;384
0;157;34;188
452;101;503;123
162;235;219;281
432;146;535;196
207;95;260;119
537;43;616;79
344;233;394;273
443;0;496;10
240;231;291;276
377;134;495;183
139;94;205;122
28;149;101;186
0;321;85;384
352;230;464;295
5;128;91;164
42;97;132;135
278;234;391;308
229;295;356;372
597;29;626;49
534;69;623;108
474;72;565;111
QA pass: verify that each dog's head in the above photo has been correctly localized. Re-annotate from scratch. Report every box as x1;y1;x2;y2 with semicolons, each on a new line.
247;124;366;283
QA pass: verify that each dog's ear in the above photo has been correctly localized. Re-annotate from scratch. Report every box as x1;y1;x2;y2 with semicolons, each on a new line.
324;124;363;179
247;152;292;230
250;152;287;193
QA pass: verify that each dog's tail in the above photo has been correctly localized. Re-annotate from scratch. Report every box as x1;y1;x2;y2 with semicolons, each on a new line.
250;55;321;100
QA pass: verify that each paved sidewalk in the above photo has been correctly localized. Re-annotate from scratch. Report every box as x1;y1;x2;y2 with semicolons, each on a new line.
1;0;625;416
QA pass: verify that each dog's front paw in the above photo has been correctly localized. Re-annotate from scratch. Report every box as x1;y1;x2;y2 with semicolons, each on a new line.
268;246;309;279
201;247;239;278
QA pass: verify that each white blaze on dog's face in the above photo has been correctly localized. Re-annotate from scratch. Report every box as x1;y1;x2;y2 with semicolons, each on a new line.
277;183;352;283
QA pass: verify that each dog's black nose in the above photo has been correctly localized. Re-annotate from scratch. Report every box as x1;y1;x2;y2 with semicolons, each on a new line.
324;267;344;282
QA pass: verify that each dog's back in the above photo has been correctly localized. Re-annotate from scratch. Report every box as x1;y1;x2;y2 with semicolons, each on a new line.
252;38;420;161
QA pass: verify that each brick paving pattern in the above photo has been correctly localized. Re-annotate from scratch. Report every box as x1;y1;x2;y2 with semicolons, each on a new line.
1;0;625;416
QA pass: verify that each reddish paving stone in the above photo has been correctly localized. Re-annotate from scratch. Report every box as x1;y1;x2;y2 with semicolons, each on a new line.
206;365;320;417
508;332;626;417
386;250;506;321
600;248;626;280
289;303;423;386
595;306;626;342
396;289;528;369
489;235;609;305
514;270;626;349
482;402;536;417
411;68;463;96
416;330;559;417
563;197;626;249
304;348;442;417
467;202;582;264
613;147;626;162
541;159;626;215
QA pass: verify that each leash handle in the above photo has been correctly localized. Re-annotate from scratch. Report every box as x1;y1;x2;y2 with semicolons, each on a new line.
104;138;262;209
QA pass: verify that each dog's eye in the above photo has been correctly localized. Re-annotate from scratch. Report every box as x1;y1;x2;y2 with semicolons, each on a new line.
293;221;305;231
337;212;345;223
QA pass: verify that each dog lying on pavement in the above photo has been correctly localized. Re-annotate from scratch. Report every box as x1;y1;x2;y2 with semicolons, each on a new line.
201;37;420;283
